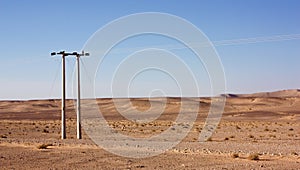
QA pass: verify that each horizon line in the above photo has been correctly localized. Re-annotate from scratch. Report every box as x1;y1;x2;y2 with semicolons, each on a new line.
1;88;299;101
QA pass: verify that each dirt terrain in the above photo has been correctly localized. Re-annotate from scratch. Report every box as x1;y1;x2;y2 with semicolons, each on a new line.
0;89;300;169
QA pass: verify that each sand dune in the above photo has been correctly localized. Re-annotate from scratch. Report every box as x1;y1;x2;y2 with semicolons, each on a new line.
0;89;300;169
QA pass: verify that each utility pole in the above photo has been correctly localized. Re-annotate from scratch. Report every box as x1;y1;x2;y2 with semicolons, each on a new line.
51;51;89;139
51;51;67;139
76;54;81;139
75;51;89;139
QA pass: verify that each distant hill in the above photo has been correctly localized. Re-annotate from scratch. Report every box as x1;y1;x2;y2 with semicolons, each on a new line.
223;89;300;98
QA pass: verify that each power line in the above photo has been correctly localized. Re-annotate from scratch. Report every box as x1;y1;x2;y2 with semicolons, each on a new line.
80;57;94;84
170;34;300;50
49;59;62;98
213;33;300;46
66;57;76;98
108;33;300;53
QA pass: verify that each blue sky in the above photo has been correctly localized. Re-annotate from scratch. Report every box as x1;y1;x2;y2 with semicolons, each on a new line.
0;0;299;99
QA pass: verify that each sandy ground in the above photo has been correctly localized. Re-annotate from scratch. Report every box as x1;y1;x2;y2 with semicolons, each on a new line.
0;90;300;169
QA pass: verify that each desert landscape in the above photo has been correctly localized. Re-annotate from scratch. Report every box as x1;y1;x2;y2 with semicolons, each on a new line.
0;89;300;169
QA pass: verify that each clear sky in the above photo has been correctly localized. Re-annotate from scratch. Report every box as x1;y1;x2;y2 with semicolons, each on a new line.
0;0;299;100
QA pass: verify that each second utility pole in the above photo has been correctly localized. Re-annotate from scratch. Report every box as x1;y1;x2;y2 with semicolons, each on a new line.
61;53;66;139
75;51;89;139
76;53;81;139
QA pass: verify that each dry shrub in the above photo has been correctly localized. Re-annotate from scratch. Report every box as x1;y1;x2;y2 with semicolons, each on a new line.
231;153;239;158
43;129;49;133
248;153;259;160
248;135;254;138
291;151;298;156
206;137;212;142
0;135;7;138
37;144;52;149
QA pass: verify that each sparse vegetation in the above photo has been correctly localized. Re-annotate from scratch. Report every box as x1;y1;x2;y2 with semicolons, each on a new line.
248;153;259;160
248;135;254;138
1;135;7;138
0;91;299;169
291;151;298;156
43;129;49;133
231;153;239;158
37;144;52;149
206;137;212;142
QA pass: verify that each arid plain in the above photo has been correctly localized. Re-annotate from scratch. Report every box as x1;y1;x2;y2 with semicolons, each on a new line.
0;89;300;169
